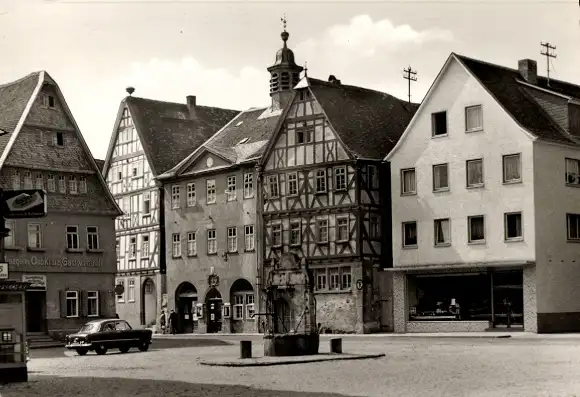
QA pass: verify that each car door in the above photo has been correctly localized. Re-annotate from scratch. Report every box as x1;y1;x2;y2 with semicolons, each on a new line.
95;321;116;347
115;320;136;344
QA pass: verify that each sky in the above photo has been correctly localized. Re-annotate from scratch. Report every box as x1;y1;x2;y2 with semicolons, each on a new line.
1;0;579;160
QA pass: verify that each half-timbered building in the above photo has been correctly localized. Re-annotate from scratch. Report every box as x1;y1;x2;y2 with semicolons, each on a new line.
0;71;122;341
102;94;238;328
258;75;418;333
155;26;300;334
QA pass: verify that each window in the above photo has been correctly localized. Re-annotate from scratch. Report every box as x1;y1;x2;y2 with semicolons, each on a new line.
34;173;43;190
11;171;20;190
341;266;352;290
186;183;196;206
4;221;14;248
206;180;216;204
317;219;329;243
465;105;483;132
503;154;521;183
23;171;32;189
566;158;580;185
233;294;244;320
87;291;99;317
132;167;137;177
116;238;120;259
337;217;349;242
171;185;180;209
207;229;217;254
466;159;484;187
505;212;523;241
66;291;79;318
434;218;451;246
172;233;181;257
567;214;580;240
87;226;99;250
47;95;55;108
468;215;485;243
246;294;255;320
334;167;346;191
243;173;254;198
403;222;418;248
272;224;282;247
27;223;42;249
329;268;340;290
141;235;149;257
227;227;237;252
143;192;151;214
267;175;279;198
66;177;78;195
315;170;326;193
227;176;236;201
296;124;313;144
287;172;298;196
79;176;87;193
401;168;416;195
66;226;79;249
370;215;380;240
433;163;449;191
47;174;55;192
58;175;66;193
244;225;255;251
56;132;64;146
298;89;311;101
432;111;448;136
187;232;196;256
128;279;136;302
316;268;327;290
116;280;125;303
129;236;136;258
290;221;301;246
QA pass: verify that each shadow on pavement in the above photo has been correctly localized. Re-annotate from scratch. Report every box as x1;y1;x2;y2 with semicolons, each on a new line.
0;375;357;397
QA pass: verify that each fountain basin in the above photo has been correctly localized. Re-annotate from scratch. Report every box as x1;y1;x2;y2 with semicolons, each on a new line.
263;333;320;356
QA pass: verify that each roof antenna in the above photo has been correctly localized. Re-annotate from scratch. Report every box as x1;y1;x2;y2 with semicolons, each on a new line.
126;86;135;96
540;42;557;87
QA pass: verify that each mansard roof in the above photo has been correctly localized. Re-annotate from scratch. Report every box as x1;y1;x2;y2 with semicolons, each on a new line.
305;77;420;160
122;96;240;176
455;53;580;145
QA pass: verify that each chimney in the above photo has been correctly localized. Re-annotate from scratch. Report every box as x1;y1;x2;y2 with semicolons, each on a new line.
518;59;537;85
186;95;196;117
328;75;341;85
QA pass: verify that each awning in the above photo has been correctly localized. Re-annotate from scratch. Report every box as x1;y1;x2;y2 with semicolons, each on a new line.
384;260;534;273
179;292;198;298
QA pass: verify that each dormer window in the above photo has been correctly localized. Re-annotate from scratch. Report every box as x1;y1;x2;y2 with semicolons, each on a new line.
42;94;55;108
48;95;55;108
299;90;311;101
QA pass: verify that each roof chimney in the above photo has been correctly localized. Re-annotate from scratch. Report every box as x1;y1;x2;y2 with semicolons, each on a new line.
186;95;196;117
518;59;537;85
328;75;341;85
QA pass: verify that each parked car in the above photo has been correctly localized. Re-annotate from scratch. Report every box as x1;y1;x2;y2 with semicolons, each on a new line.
65;319;152;356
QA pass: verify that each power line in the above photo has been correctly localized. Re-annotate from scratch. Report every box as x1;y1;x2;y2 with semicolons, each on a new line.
403;66;417;104
540;42;557;87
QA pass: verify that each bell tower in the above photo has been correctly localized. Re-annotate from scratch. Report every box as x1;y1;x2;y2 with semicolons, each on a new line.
267;16;303;111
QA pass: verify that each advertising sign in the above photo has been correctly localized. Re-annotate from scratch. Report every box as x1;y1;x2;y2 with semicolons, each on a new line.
2;190;47;219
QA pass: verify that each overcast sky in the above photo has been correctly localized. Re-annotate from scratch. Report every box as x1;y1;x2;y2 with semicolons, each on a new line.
1;0;578;159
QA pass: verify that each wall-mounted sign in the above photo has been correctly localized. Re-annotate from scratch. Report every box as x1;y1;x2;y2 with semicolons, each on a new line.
0;281;31;291
356;279;364;290
7;256;102;268
22;275;46;290
114;284;125;295
2;189;47;219
0;263;7;280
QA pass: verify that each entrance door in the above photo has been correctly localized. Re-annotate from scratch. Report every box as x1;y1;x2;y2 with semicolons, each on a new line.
177;297;196;333
25;291;46;333
206;299;222;333
492;271;524;328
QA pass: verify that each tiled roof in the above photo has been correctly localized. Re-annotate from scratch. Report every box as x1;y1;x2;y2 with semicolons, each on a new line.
455;53;580;145
307;77;419;159
0;72;41;158
125;97;239;175
94;159;105;172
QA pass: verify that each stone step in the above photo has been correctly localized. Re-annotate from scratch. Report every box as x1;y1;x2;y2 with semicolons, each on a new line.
28;340;65;349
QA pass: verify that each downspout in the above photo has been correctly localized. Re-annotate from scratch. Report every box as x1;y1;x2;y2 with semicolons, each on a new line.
255;163;265;333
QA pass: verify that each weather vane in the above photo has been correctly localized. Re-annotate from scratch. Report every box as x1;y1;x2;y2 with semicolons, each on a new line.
281;14;287;32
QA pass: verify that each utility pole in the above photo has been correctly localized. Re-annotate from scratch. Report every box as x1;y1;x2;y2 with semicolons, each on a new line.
403;66;417;103
540;42;557;87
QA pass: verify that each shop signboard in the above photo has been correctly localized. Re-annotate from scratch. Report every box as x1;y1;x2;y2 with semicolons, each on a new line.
2;190;47;219
0;263;7;279
21;275;46;290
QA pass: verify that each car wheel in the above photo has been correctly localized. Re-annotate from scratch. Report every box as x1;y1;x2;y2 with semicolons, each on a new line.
76;348;88;356
119;346;130;353
138;342;149;352
95;346;107;355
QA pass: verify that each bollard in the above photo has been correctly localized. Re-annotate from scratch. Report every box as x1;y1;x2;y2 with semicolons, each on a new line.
240;340;252;359
330;338;342;354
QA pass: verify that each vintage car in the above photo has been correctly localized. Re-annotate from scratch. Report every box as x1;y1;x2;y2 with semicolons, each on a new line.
65;319;153;356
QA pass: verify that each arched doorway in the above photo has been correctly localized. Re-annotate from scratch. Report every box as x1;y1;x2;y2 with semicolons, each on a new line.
175;282;198;334
142;278;157;327
205;287;222;333
230;279;255;333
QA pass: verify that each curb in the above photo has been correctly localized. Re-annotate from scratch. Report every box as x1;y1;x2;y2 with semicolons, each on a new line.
198;353;386;367
29;343;65;350
386;335;512;339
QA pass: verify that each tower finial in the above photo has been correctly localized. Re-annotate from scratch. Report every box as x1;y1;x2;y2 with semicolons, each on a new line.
281;13;287;32
304;61;308;78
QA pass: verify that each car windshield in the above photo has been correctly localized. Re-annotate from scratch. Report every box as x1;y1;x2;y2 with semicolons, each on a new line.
78;323;98;333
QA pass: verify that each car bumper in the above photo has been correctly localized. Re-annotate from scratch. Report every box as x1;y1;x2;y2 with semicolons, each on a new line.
65;343;93;349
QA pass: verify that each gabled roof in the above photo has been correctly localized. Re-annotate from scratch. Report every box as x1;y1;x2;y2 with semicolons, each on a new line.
159;106;283;179
305;77;419;159
0;71;122;216
120;97;240;176
455;53;580;145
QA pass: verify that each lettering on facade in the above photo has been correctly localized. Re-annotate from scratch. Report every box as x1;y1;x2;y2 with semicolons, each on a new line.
6;256;102;268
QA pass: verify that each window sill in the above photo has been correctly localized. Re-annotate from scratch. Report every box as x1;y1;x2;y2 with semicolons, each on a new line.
66;248;84;253
465;128;483;133
402;245;418;250
207;252;218;256
171;206;180;210
87;249;104;254
244;249;256;252
87;315;99;318
27;247;46;252
243;195;255;200
128;300;135;303
505;237;524;243
315;192;327;196
468;240;486;245
289;244;301;248
503;180;522;185
314;289;352;295
226;199;238;202
431;134;449;139
117;301;125;304
66;316;79;319
466;184;484;189
287;194;299;198
172;255;182;259
207;202;217;205
227;251;239;255
5;246;22;251
334;189;347;193
185;204;196;208
336;240;350;244
433;188;450;193
187;254;197;258
272;245;283;250
317;241;329;246
567;239;580;243
401;192;417;196
434;243;451;248
565;183;580;188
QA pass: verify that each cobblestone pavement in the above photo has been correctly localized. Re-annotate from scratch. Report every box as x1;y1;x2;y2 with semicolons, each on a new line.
3;337;580;396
